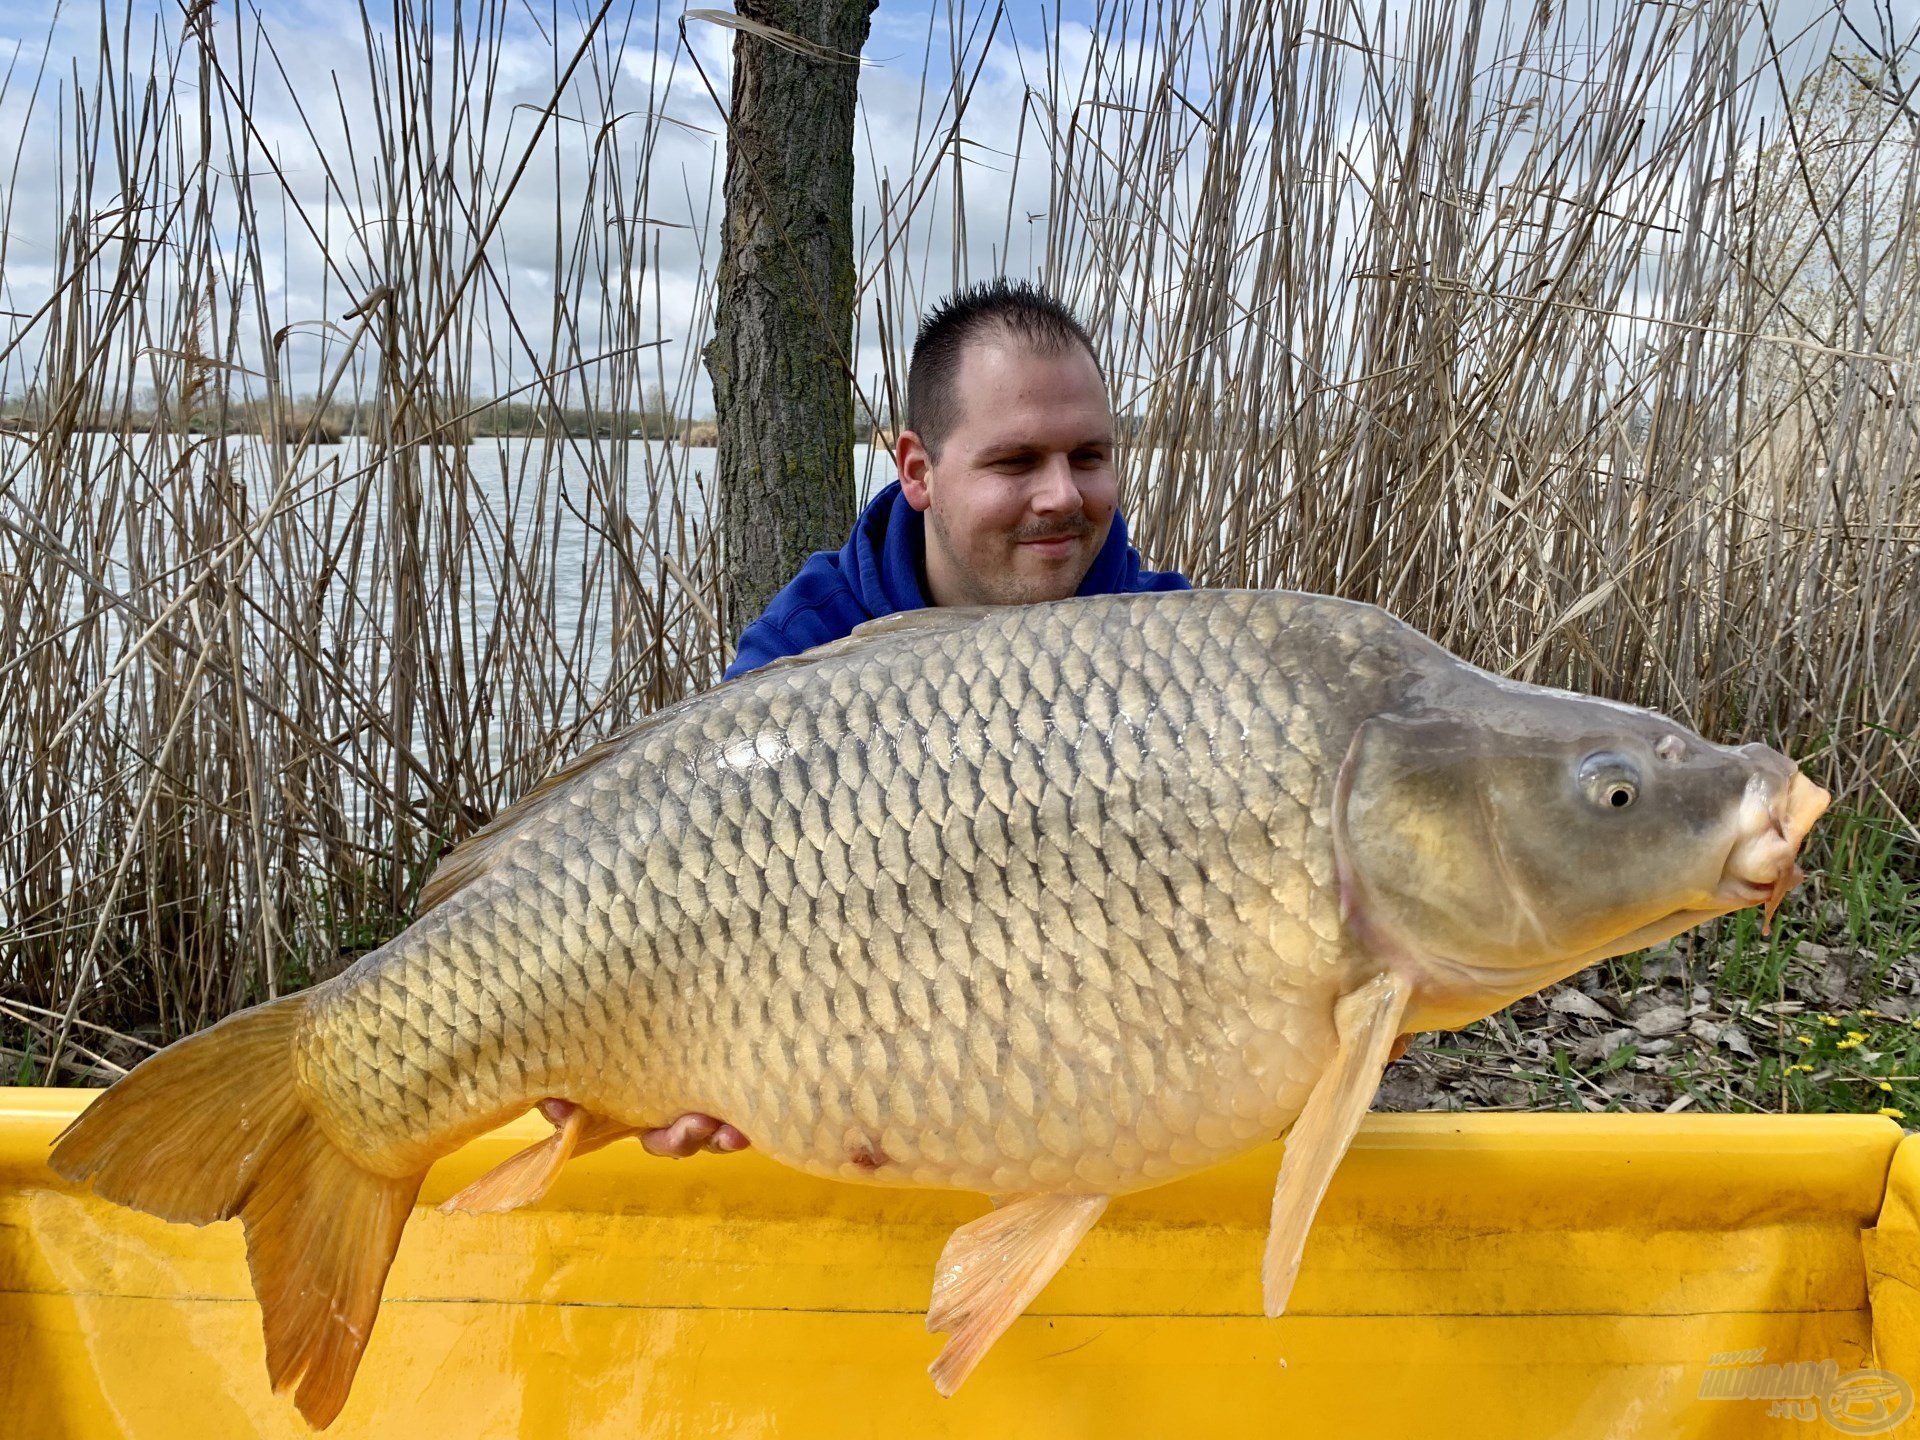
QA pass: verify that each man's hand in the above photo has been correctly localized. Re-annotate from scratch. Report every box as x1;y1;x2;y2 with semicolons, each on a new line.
641;1112;750;1158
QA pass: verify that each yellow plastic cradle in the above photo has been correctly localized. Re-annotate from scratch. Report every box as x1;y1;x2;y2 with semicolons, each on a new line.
2;1089;1915;1438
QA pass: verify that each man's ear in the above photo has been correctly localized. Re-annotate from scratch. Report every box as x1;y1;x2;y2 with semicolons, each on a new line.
897;430;934;511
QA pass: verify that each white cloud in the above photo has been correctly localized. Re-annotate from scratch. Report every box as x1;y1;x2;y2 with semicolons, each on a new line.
0;0;1906;421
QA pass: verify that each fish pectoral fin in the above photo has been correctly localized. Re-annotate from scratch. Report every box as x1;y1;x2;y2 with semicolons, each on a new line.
440;1105;636;1216
926;1192;1109;1396
1262;970;1411;1318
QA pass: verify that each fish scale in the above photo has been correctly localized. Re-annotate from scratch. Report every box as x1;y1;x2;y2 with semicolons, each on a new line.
291;591;1387;1190
53;587;1833;1426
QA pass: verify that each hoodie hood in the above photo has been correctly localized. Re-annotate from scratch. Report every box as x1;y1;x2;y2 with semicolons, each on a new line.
723;478;1189;680
849;479;1170;618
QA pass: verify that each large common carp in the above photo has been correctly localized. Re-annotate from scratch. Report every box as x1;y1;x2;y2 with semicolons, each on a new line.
50;590;1829;1426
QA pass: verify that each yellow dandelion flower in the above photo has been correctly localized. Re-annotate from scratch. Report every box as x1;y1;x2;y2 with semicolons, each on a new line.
1822;1016;1841;1028
1878;1108;1906;1120
1795;1035;1815;1046
1880;1081;1894;1092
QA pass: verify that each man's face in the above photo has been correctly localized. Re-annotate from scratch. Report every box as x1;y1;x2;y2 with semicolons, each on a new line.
896;334;1118;608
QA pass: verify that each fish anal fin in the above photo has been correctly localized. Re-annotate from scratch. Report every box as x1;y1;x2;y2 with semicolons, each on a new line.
1262;970;1411;1319
571;1113;640;1158
440;1105;636;1215
926;1192;1108;1396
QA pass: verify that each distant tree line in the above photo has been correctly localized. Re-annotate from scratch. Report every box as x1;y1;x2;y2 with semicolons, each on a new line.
0;384;707;444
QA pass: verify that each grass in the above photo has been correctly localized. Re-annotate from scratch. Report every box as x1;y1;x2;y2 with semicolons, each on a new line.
0;0;1915;1093
1771;1010;1919;1123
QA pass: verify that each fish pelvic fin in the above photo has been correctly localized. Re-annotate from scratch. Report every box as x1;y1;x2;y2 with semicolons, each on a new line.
926;1192;1108;1397
1262;970;1411;1319
440;1104;636;1215
48;994;424;1429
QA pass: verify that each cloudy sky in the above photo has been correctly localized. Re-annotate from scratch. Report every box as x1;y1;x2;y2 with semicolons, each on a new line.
0;0;1902;419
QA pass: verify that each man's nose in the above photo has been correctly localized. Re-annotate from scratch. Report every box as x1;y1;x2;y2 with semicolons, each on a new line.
1030;455;1082;515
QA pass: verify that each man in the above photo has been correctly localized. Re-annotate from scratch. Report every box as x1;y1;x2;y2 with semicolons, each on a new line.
650;278;1190;1158
725;276;1188;679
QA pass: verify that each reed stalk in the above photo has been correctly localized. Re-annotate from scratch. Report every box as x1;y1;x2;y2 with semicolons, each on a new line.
0;0;1912;1068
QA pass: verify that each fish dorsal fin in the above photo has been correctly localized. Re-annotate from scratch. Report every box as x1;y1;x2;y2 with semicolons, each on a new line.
416;604;1004;917
414;724;653;915
844;604;1002;641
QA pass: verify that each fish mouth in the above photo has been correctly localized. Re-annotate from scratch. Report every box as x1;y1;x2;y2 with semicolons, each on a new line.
1713;771;1831;933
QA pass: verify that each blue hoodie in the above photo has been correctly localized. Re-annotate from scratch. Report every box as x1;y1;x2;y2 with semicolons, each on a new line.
724;480;1191;679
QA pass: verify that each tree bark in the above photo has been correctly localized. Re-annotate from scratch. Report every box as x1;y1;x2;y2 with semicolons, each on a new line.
705;0;876;637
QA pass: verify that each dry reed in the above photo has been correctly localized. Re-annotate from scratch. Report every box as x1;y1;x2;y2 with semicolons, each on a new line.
0;0;1913;1071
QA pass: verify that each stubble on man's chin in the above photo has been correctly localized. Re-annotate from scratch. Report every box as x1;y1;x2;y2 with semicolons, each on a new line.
927;507;1095;606
949;556;1063;607
985;540;1099;605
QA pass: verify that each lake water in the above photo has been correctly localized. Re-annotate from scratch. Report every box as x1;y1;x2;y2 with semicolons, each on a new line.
2;436;908;813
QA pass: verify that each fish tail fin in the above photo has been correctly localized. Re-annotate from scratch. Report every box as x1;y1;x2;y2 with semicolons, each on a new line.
49;995;424;1429
48;998;313;1223
246;1118;422;1427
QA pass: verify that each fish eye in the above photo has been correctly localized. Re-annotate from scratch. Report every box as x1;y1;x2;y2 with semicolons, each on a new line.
1578;752;1640;811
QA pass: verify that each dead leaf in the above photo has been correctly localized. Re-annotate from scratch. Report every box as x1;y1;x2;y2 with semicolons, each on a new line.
1631;1004;1688;1038
1572;1027;1637;1064
1550;990;1615;1022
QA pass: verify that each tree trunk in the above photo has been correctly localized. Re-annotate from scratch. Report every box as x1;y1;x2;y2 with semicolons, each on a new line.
705;0;876;636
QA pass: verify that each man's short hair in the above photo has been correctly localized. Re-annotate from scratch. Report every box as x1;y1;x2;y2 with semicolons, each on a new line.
906;278;1104;458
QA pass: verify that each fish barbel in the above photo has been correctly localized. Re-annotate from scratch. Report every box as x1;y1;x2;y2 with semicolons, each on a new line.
49;590;1829;1426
